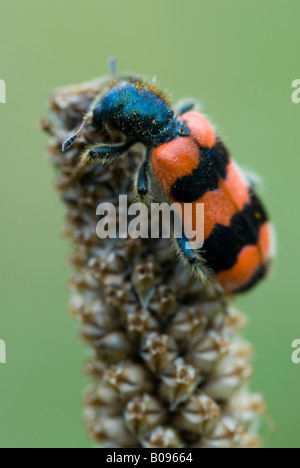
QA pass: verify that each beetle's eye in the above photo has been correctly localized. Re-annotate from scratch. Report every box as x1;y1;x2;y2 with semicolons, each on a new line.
93;103;103;126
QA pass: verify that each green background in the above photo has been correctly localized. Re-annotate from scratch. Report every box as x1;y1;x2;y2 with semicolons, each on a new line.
0;0;299;448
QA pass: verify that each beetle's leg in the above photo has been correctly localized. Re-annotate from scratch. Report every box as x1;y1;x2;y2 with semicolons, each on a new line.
175;234;229;329
82;141;132;165
176;234;198;266
174;232;211;285
133;149;152;203
136;160;150;199
176;99;196;116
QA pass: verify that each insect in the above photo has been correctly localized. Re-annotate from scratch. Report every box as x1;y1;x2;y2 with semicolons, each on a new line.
62;65;274;295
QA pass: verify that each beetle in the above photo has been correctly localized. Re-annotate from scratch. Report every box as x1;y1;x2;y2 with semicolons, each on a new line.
62;69;274;295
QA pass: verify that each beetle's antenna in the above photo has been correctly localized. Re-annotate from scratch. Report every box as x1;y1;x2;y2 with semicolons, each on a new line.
62;115;92;152
108;57;117;76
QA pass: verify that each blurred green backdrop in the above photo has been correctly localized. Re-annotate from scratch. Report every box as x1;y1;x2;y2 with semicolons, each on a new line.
0;0;299;448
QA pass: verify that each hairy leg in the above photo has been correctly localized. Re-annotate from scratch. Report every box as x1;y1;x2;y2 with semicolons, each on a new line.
82;141;132;165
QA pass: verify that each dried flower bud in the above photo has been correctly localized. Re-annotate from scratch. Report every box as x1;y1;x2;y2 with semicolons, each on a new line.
148;285;177;320
105;362;153;399
93;331;135;364
229;340;254;360
87;416;138;448
185;330;229;374
192;417;244;448
173;393;220;435
104;283;131;313
70;270;98;292
84;382;123;416
166;306;208;347
140;426;184;449
65;207;85;226
225;392;266;428
120;236;144;261
70;295;117;335
160;358;201;410
224;307;248;336
83;358;106;380
126;309;159;339
141;332;178;374
71;227;99;249
68;250;87;269
124;394;167;434
203;356;253;401
88;251;126;276
132;259;157;302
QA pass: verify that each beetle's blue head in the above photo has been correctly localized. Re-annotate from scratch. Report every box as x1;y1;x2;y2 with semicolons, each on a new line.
92;81;177;146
